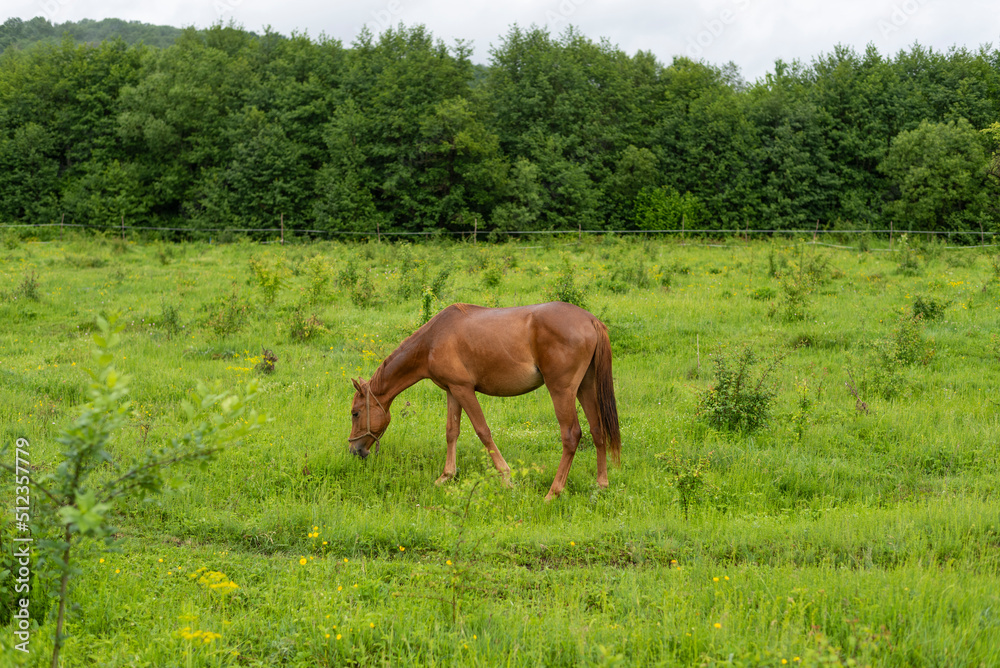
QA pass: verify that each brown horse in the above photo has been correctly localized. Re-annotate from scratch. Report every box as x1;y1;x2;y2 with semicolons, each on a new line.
348;301;621;500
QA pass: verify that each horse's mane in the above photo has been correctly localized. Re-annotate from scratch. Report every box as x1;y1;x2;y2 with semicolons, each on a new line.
368;303;475;394
368;349;397;395
368;332;418;395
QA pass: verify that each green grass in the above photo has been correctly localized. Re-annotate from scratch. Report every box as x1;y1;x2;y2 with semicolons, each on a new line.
1;232;999;666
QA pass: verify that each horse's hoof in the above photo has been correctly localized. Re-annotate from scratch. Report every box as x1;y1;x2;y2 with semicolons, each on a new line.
434;473;455;485
543;491;558;502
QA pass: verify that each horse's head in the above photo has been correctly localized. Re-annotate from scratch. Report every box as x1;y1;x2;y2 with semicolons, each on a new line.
348;378;391;458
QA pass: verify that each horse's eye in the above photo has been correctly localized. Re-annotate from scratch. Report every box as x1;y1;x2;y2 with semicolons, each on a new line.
352;411;359;419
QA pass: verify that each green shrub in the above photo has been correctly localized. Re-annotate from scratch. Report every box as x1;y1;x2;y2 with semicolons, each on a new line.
337;259;359;288
481;256;505;289
159;301;182;337
858;312;933;399
350;269;379;309
698;346;783;432
654;446;714;520
894;234;921;276
911;295;950;321
305;256;331;304
774;278;810;322
248;255;288;306
289;303;326;341
204;285;252;338
550;258;588;308
600;256;650;294
7;271;40;301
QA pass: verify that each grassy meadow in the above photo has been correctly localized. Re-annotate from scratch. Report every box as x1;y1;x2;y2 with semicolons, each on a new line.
1;231;999;666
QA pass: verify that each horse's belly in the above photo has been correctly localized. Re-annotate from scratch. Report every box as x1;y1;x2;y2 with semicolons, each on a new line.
475;363;544;397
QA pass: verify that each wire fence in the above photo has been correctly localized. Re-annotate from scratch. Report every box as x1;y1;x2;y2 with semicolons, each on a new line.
2;220;997;251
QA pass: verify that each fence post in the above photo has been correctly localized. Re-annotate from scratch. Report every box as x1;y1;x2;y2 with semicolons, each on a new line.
60;213;64;241
280;213;285;245
120;213;125;241
473;216;477;245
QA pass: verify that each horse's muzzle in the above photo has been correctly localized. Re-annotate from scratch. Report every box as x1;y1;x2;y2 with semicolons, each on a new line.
349;439;370;458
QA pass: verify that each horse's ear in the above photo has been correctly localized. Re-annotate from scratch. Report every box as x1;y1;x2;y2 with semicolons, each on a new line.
352;378;363;392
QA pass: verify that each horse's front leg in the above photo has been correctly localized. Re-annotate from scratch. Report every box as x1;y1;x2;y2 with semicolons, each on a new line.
435;391;461;485
449;385;512;486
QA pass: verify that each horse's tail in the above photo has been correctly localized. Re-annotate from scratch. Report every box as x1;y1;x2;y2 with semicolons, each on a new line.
592;319;621;466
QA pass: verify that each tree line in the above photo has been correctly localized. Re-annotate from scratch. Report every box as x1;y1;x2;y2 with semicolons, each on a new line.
1;19;999;237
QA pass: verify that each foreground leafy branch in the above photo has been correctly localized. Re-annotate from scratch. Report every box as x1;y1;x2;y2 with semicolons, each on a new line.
1;313;265;667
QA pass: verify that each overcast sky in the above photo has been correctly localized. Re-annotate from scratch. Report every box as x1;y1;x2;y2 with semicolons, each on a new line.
8;0;999;81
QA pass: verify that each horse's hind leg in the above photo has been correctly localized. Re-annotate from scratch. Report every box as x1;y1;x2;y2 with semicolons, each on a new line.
577;371;608;489
449;385;512;484
545;388;583;501
435;391;461;485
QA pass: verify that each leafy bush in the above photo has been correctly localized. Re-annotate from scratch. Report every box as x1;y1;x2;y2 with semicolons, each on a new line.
599;256;650;294
305;256;331;304
634;185;706;231
857;312;934;399
248;255;288;306
698;346;783;432
159;301;182;337
204;285;253;338
7;271;40;301
654;446;714;520
0;314;263;667
481;256;506;289
891;312;933;366
289;303;326;341
911;295;950;321
550;258;588;308
350;269;379;309
894;234;921;276
774;278;810;322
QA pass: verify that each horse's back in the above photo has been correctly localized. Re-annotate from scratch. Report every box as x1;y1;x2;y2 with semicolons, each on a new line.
423;303;601;396
435;302;599;345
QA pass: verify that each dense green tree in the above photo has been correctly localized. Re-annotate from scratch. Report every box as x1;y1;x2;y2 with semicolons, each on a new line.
0;37;143;223
0;122;59;220
116;26;258;222
650;57;757;229
880;118;994;233
321;25;482;232
483;26;666;230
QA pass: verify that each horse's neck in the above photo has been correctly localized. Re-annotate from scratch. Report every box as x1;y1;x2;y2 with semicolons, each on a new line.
370;335;428;407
